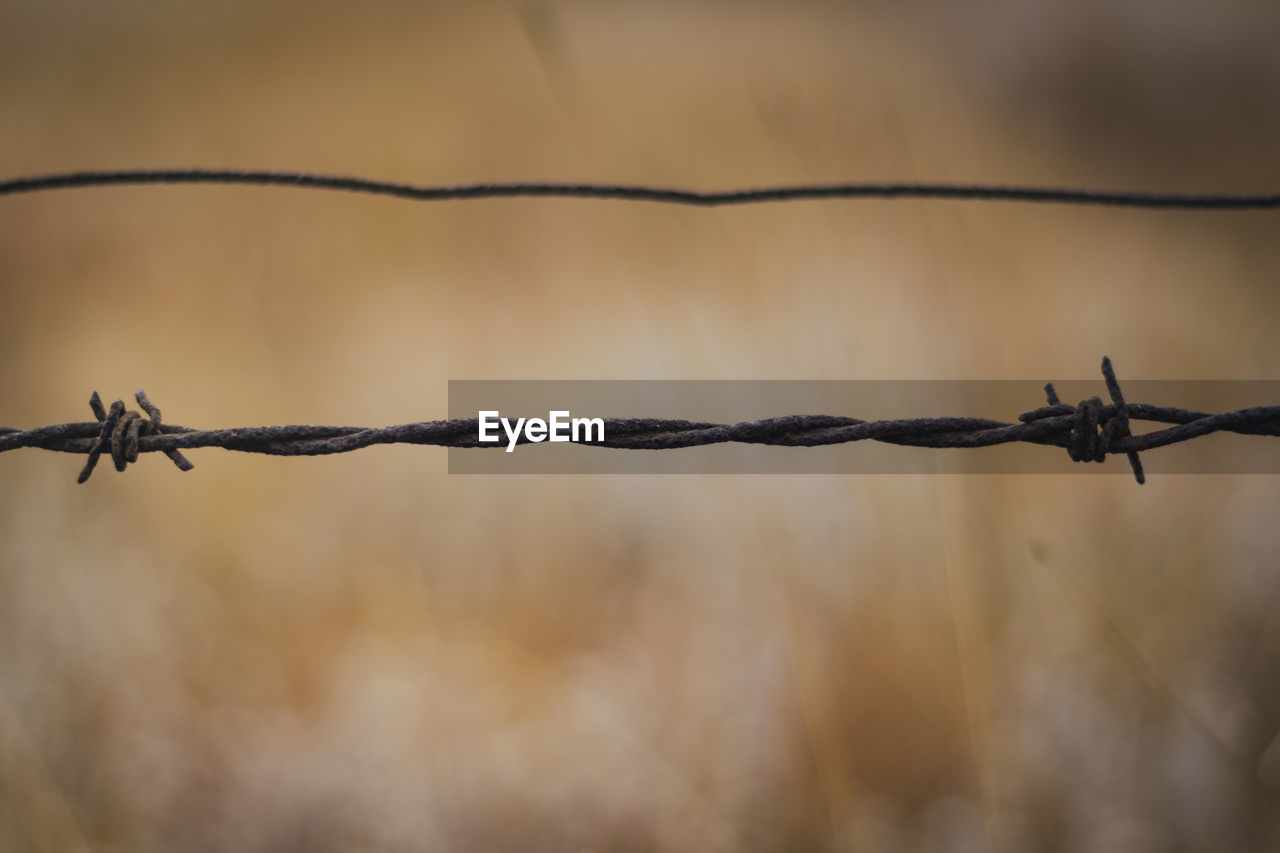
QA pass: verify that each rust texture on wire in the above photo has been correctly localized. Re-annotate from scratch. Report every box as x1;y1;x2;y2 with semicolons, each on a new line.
3;168;1280;208
4;359;1279;486
3;173;1277;485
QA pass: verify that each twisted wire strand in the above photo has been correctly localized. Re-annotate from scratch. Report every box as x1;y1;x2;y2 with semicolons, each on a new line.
3;169;1280;209
3;360;1279;485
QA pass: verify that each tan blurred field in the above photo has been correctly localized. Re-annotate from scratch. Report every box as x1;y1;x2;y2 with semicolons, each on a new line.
2;2;1280;850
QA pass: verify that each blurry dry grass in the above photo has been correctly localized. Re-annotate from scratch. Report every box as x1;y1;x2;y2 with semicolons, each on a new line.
2;2;1279;850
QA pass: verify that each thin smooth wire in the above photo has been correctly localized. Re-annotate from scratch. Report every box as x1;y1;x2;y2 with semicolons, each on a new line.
3;169;1280;208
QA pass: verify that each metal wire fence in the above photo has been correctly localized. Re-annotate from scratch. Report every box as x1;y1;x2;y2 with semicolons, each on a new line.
4;359;1279;485
4;169;1279;485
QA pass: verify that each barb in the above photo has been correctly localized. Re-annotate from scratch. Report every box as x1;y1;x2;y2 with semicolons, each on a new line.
2;360;1278;484
2;169;1280;209
75;390;193;484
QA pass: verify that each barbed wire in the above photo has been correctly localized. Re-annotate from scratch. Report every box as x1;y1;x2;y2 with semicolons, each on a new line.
3;168;1280;208
3;359;1279;485
4;174;1277;485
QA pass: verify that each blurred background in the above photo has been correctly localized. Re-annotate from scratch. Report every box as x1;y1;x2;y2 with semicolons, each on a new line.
2;1;1279;850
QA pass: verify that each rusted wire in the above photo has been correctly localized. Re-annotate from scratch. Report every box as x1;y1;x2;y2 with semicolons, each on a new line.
3;359;1278;485
3;168;1280;209
3;172;1275;487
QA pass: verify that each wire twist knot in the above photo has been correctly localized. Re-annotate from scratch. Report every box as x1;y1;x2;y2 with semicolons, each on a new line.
78;391;193;483
1021;357;1145;484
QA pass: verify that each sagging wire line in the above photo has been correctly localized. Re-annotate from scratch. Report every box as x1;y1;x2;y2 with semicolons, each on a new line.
3;359;1279;485
2;169;1280;209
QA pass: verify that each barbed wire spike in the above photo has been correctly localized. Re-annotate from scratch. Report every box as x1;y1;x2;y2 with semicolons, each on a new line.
1100;357;1145;484
75;391;193;483
4;359;1280;485
133;389;195;473
77;394;122;484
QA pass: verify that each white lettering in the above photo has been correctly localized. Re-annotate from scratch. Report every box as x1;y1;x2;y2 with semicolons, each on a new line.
549;411;570;441
478;411;606;452
572;417;605;442
501;416;526;453
478;411;501;443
